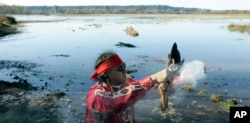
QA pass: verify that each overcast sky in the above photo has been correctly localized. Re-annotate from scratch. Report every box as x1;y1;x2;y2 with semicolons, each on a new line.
1;0;249;10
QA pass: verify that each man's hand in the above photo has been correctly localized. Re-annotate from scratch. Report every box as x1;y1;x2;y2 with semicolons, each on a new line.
149;69;168;84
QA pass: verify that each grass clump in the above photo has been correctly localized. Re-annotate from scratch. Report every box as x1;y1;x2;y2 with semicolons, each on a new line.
228;24;250;35
181;83;194;93
196;89;207;96
124;26;139;37
219;99;245;111
210;94;223;103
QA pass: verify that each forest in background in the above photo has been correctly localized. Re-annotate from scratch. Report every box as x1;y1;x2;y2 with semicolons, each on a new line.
1;4;250;15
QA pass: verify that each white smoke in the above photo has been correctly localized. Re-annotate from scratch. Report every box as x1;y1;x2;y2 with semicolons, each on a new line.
142;60;206;101
174;60;206;88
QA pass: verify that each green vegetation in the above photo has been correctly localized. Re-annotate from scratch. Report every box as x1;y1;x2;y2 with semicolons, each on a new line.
1;4;250;15
196;89;207;96
228;24;250;35
210;94;223;103
219;100;245;111
210;94;245;111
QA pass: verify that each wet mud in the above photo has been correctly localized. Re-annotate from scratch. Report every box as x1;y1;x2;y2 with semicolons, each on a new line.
0;60;67;123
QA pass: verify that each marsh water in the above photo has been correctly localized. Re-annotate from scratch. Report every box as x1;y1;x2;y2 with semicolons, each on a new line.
0;15;250;123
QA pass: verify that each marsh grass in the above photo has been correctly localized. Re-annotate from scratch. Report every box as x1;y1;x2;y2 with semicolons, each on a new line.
219;101;244;111
0;23;16;32
0;15;19;36
124;26;139;37
228;24;250;35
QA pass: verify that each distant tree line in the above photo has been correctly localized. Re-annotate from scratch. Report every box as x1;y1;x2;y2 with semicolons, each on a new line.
1;4;250;15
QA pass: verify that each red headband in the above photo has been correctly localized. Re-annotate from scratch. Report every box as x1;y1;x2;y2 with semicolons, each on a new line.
90;54;123;80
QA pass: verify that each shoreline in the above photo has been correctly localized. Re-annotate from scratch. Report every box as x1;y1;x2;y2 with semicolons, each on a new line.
2;13;248;37
50;13;250;19
1;15;250;122
7;13;250;19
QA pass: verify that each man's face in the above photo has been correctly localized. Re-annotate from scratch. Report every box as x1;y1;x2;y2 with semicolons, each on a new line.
107;63;126;86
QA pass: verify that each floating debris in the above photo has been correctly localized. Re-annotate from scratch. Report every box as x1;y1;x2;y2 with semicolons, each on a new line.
124;26;139;37
220;100;240;111
196;89;207;96
115;42;136;48
181;83;194;93
51;54;70;57
226;98;238;105
86;23;102;28
210;94;223;103
137;55;149;59
203;80;209;85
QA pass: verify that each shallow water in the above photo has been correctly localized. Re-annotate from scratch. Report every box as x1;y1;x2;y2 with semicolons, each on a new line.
0;15;250;123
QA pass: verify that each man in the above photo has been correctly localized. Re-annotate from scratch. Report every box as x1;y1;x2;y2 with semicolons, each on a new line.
85;51;172;123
